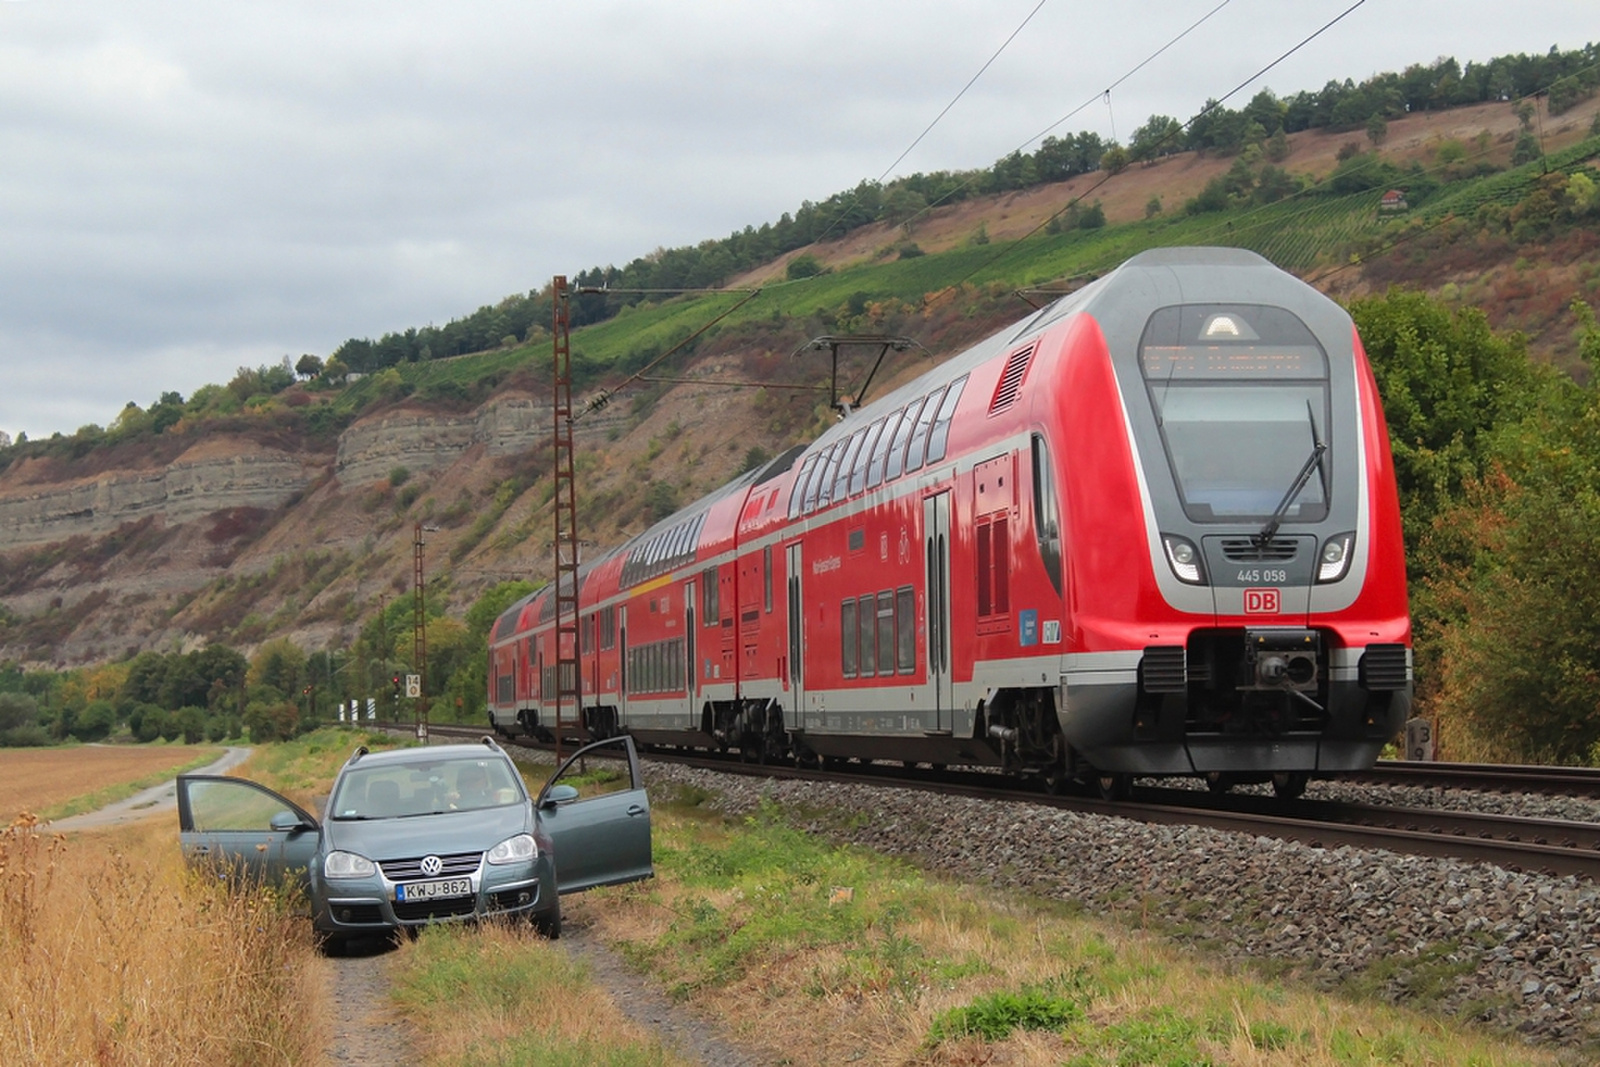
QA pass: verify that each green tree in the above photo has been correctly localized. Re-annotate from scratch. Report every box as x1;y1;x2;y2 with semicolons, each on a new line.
294;354;324;379
785;254;825;280
1349;289;1544;544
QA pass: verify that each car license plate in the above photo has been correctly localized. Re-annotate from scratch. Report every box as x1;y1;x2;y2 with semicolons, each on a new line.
396;877;472;902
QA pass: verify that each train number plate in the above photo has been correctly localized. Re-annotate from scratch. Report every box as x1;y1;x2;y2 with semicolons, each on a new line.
395;878;472;902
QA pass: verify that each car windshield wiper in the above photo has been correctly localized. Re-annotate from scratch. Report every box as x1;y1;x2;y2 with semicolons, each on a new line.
1255;401;1326;546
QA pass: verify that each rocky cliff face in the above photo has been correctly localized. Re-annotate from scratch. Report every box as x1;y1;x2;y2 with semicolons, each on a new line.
334;394;627;486
0;394;633;552
0;440;328;551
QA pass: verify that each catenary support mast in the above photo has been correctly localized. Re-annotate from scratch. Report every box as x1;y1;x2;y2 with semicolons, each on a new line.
551;277;580;760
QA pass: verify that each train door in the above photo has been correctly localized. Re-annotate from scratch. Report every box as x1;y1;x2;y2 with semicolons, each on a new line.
683;578;697;729
785;542;806;729
618;605;629;726
924;491;953;729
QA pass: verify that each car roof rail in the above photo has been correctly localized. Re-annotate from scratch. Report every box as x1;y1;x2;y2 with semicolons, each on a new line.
480;736;501;750
347;745;369;763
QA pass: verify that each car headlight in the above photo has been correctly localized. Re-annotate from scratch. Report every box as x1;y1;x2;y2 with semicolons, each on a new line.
1316;532;1354;583
487;833;538;865
1162;534;1206;585
325;850;376;879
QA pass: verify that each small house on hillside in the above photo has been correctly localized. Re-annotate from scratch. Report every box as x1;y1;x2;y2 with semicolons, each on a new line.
1379;189;1409;213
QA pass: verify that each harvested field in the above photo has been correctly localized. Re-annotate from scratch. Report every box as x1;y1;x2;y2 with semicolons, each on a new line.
0;744;222;819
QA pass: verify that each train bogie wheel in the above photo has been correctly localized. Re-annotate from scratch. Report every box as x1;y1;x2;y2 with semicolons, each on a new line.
1097;773;1130;801
1271;771;1309;800
1206;772;1233;797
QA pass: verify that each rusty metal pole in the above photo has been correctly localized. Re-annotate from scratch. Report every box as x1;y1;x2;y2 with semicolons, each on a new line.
552;277;580;762
413;521;428;743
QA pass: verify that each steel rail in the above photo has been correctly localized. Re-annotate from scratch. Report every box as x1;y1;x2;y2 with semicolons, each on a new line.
416;724;1600;881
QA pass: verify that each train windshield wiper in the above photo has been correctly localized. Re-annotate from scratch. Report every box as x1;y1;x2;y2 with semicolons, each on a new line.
1255;402;1326;546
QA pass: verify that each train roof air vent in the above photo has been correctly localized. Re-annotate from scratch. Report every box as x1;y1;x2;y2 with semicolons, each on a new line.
988;344;1035;416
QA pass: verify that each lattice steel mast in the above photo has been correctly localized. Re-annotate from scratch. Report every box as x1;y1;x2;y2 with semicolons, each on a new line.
551;277;580;759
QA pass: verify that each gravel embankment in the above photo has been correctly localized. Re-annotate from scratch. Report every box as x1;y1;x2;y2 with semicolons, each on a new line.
642;762;1600;1055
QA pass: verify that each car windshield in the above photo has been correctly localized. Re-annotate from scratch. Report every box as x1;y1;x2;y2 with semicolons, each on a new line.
329;756;525;819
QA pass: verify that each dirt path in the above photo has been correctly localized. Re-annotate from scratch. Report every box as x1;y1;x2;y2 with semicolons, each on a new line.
560;914;771;1067
322;938;419;1066
45;746;252;831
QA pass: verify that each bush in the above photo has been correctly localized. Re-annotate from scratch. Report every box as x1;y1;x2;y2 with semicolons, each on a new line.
785;254;825;280
136;707;170;743
70;700;116;742
0;724;51;747
245;702;299;744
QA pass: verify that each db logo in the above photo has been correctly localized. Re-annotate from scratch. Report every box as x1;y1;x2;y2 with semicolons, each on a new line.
1243;588;1281;614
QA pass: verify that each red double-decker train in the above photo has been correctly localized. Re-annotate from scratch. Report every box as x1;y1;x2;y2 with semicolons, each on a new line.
488;247;1412;797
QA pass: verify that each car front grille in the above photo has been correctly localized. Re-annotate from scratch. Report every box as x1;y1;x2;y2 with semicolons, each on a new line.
379;851;483;881
392;897;479;922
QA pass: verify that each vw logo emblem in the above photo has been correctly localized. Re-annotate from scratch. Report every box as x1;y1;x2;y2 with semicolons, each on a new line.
419;855;443;877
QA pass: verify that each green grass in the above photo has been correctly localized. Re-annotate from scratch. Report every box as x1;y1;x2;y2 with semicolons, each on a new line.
390;924;679;1067
581;782;1569;1066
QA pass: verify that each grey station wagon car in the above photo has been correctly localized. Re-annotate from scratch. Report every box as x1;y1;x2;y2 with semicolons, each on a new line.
177;735;651;947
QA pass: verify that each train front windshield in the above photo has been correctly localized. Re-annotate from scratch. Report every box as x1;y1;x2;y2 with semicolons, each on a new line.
1140;305;1331;524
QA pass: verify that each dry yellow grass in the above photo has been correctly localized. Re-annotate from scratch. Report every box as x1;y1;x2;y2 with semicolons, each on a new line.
0;813;324;1066
0;745;222;820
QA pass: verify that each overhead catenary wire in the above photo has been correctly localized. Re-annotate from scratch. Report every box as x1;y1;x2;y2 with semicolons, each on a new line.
840;0;1236;241
810;0;1051;247
936;0;1370;296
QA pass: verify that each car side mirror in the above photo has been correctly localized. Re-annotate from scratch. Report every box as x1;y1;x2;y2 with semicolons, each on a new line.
270;810;311;833
540;783;580;809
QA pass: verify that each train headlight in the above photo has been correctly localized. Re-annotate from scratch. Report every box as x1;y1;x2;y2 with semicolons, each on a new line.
1316;532;1354;583
1161;534;1206;585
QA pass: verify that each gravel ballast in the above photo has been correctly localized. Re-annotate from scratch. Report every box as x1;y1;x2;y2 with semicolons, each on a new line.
642;761;1600;1055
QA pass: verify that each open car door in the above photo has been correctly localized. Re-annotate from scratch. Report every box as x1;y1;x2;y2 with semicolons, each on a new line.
535;736;653;893
177;775;320;888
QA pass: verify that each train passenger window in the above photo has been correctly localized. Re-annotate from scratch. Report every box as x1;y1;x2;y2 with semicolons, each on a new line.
925;376;967;465
850;419;885;495
1031;435;1063;596
802;447;831;513
833;429;867;502
703;568;718;625
581;615;594;655
895;586;916;673
875;591;895;676
816;444;848;510
789;456;819;519
841;598;858;678
885;398;926;482
857;594;876;677
602;606;616;650
867;409;905;489
903;385;947;475
763;545;773;613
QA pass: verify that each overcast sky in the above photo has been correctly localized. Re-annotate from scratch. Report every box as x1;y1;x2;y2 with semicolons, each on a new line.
0;0;1588;441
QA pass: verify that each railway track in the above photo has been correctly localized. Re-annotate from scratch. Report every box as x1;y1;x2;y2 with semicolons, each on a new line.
1348;758;1600;798
417;723;1600;881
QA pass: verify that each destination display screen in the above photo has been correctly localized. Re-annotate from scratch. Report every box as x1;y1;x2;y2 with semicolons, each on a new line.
1140;344;1324;379
1139;304;1327;381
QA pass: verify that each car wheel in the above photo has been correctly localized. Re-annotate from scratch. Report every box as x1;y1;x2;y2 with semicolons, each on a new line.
317;933;348;957
534;901;562;940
